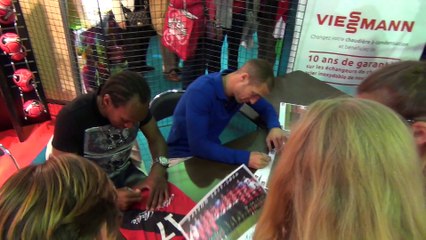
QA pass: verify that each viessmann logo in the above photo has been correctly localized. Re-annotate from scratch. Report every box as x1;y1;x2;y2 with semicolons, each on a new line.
317;11;415;34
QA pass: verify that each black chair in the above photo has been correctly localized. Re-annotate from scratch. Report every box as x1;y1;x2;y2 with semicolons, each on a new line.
149;89;185;143
149;89;185;122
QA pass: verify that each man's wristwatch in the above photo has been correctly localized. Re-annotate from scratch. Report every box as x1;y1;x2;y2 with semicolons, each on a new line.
153;156;169;168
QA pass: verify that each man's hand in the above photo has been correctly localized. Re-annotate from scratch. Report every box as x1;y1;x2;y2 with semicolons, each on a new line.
266;127;287;151
135;165;169;211
248;152;271;169
117;187;141;211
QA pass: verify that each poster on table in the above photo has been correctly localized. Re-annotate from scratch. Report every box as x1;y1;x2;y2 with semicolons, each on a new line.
290;0;426;95
178;165;266;240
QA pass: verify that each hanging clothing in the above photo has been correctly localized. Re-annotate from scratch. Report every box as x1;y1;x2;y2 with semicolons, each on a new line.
241;0;260;48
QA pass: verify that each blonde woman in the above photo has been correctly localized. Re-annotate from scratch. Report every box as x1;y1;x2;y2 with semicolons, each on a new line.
254;98;426;240
0;154;120;239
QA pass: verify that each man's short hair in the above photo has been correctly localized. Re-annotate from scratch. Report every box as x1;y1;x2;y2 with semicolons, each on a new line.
99;71;151;107
241;59;275;90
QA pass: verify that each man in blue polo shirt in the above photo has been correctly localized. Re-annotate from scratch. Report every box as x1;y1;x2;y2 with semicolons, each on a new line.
167;59;286;169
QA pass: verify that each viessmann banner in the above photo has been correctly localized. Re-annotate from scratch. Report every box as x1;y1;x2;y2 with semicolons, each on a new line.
291;0;426;95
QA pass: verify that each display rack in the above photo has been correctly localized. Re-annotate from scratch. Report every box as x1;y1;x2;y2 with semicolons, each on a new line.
0;0;50;141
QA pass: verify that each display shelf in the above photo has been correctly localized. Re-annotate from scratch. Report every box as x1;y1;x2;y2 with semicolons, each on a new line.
0;0;50;141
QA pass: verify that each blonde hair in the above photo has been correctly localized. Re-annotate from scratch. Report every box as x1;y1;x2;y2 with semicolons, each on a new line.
0;154;120;239
254;98;426;240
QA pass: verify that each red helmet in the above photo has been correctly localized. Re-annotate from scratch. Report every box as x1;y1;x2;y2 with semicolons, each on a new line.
0;0;15;25
0;32;26;61
23;99;45;118
13;68;34;92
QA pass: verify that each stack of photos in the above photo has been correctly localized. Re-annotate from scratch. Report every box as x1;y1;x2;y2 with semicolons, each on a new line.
179;165;266;240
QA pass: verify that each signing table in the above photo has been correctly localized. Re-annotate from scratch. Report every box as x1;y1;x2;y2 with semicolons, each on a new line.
118;71;349;240
167;70;348;201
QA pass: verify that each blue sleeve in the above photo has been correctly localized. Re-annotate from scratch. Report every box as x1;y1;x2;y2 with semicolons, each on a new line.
250;98;280;129
185;89;250;165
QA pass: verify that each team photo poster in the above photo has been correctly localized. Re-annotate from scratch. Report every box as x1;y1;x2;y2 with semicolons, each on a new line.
179;165;266;240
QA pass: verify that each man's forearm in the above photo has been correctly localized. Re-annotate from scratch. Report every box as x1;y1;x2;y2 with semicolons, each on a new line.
148;138;168;160
190;139;250;165
147;137;168;178
149;162;167;178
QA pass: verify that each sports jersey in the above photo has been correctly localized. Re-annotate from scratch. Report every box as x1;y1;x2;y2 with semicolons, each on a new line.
120;183;196;239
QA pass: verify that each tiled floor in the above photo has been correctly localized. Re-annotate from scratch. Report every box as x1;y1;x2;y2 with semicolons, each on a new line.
143;37;183;97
